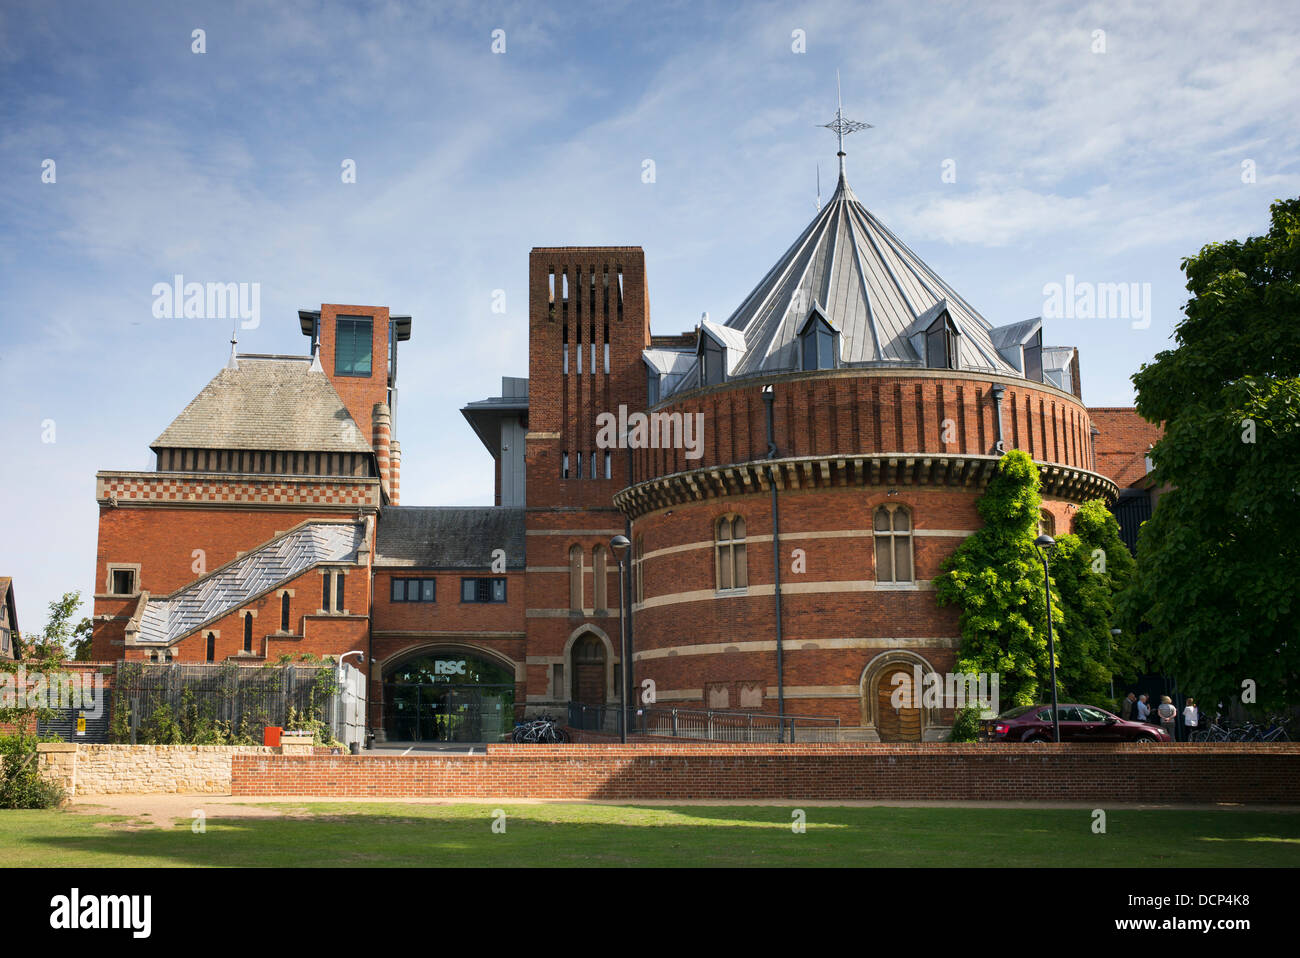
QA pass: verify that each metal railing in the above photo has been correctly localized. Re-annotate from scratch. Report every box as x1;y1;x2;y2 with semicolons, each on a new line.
567;702;841;743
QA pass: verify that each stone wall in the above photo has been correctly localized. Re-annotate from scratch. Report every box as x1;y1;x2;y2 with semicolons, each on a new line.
38;743;275;796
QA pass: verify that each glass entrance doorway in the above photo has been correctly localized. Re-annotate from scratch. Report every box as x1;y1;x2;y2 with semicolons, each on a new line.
383;653;515;743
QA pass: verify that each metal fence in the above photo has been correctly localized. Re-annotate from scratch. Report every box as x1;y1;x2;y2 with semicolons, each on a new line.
111;661;347;744
567;702;841;743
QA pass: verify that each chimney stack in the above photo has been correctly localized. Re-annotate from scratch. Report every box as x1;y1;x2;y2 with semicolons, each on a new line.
389;440;401;505
372;402;392;502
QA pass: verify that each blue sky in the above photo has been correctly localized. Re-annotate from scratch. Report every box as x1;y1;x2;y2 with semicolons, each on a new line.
2;0;1297;634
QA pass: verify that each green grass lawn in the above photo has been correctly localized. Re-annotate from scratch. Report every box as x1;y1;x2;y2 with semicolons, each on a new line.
2;804;1298;867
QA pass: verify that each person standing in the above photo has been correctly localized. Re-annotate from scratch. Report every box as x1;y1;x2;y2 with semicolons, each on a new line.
1136;693;1150;722
1183;698;1199;742
1121;692;1136;721
1157;696;1177;740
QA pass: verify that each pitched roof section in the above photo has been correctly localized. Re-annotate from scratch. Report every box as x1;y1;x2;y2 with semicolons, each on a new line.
375;507;526;569
135;521;366;644
152;357;373;454
656;173;1021;397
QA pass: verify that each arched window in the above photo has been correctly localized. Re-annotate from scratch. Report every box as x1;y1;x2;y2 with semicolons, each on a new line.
205;632;216;662
243;613;253;653
715;515;748;591
280;592;290;632
873;505;914;583
569;545;584;612
592;545;607;614
1038;510;1056;537
633;534;644;605
570;633;607;705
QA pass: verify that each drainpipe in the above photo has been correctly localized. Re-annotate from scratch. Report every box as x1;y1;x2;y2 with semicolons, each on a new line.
624;444;635;724
762;385;786;741
990;382;1007;455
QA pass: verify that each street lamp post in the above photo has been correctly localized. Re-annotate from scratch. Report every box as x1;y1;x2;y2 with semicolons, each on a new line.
1035;534;1061;744
610;534;631;744
1108;628;1121;703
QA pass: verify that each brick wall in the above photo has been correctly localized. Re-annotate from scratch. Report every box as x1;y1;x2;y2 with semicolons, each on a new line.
631;373;1098;481
230;743;1300;802
1089;407;1164;488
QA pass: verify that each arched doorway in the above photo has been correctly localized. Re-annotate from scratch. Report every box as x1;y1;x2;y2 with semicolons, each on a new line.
875;666;923;742
382;652;516;743
571;633;606;706
861;651;938;743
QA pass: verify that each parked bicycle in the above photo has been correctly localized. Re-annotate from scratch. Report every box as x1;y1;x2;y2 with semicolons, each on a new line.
1189;716;1290;743
511;715;570;744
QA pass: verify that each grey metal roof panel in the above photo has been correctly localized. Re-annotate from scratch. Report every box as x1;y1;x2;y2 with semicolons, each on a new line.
152;358;373;453
990;318;1042;350
642;348;695;376
374;507;526;569
136;522;365;644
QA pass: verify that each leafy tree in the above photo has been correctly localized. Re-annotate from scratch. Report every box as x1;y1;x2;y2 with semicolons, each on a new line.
0;594;79;808
936;450;1060;707
1122;198;1300;711
69;617;94;661
1049;501;1140;708
937;452;1135;709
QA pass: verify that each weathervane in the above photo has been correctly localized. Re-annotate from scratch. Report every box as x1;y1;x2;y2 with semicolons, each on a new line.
820;70;871;178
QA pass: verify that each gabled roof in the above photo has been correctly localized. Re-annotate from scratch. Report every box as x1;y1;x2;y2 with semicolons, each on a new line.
375;507;526;569
657;171;1020;399
0;577;16;641
135;521;366;644
152;357;374;454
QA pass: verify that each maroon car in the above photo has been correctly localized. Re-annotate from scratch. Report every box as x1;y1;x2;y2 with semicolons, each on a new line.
991;704;1171;743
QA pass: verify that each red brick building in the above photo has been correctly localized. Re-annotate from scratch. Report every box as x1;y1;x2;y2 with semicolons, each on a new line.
90;160;1157;742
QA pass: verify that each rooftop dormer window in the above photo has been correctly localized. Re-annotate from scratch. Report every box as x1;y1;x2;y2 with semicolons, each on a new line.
925;311;958;370
1023;328;1043;382
700;337;726;386
799;308;839;370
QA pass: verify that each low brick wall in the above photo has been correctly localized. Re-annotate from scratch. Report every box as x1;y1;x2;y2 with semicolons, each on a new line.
39;744;276;796
231;743;1300;803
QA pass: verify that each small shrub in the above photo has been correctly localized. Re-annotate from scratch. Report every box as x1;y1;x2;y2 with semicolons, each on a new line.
947;707;984;743
0;734;67;809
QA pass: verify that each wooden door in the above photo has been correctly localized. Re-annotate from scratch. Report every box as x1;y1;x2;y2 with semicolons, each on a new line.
876;667;922;742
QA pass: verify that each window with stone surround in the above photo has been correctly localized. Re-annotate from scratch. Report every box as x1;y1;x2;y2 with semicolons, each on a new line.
715;514;748;591
873;505;914;583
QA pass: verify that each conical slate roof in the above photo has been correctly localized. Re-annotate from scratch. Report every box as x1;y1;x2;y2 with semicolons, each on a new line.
659;172;1021;398
722;173;1014;376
